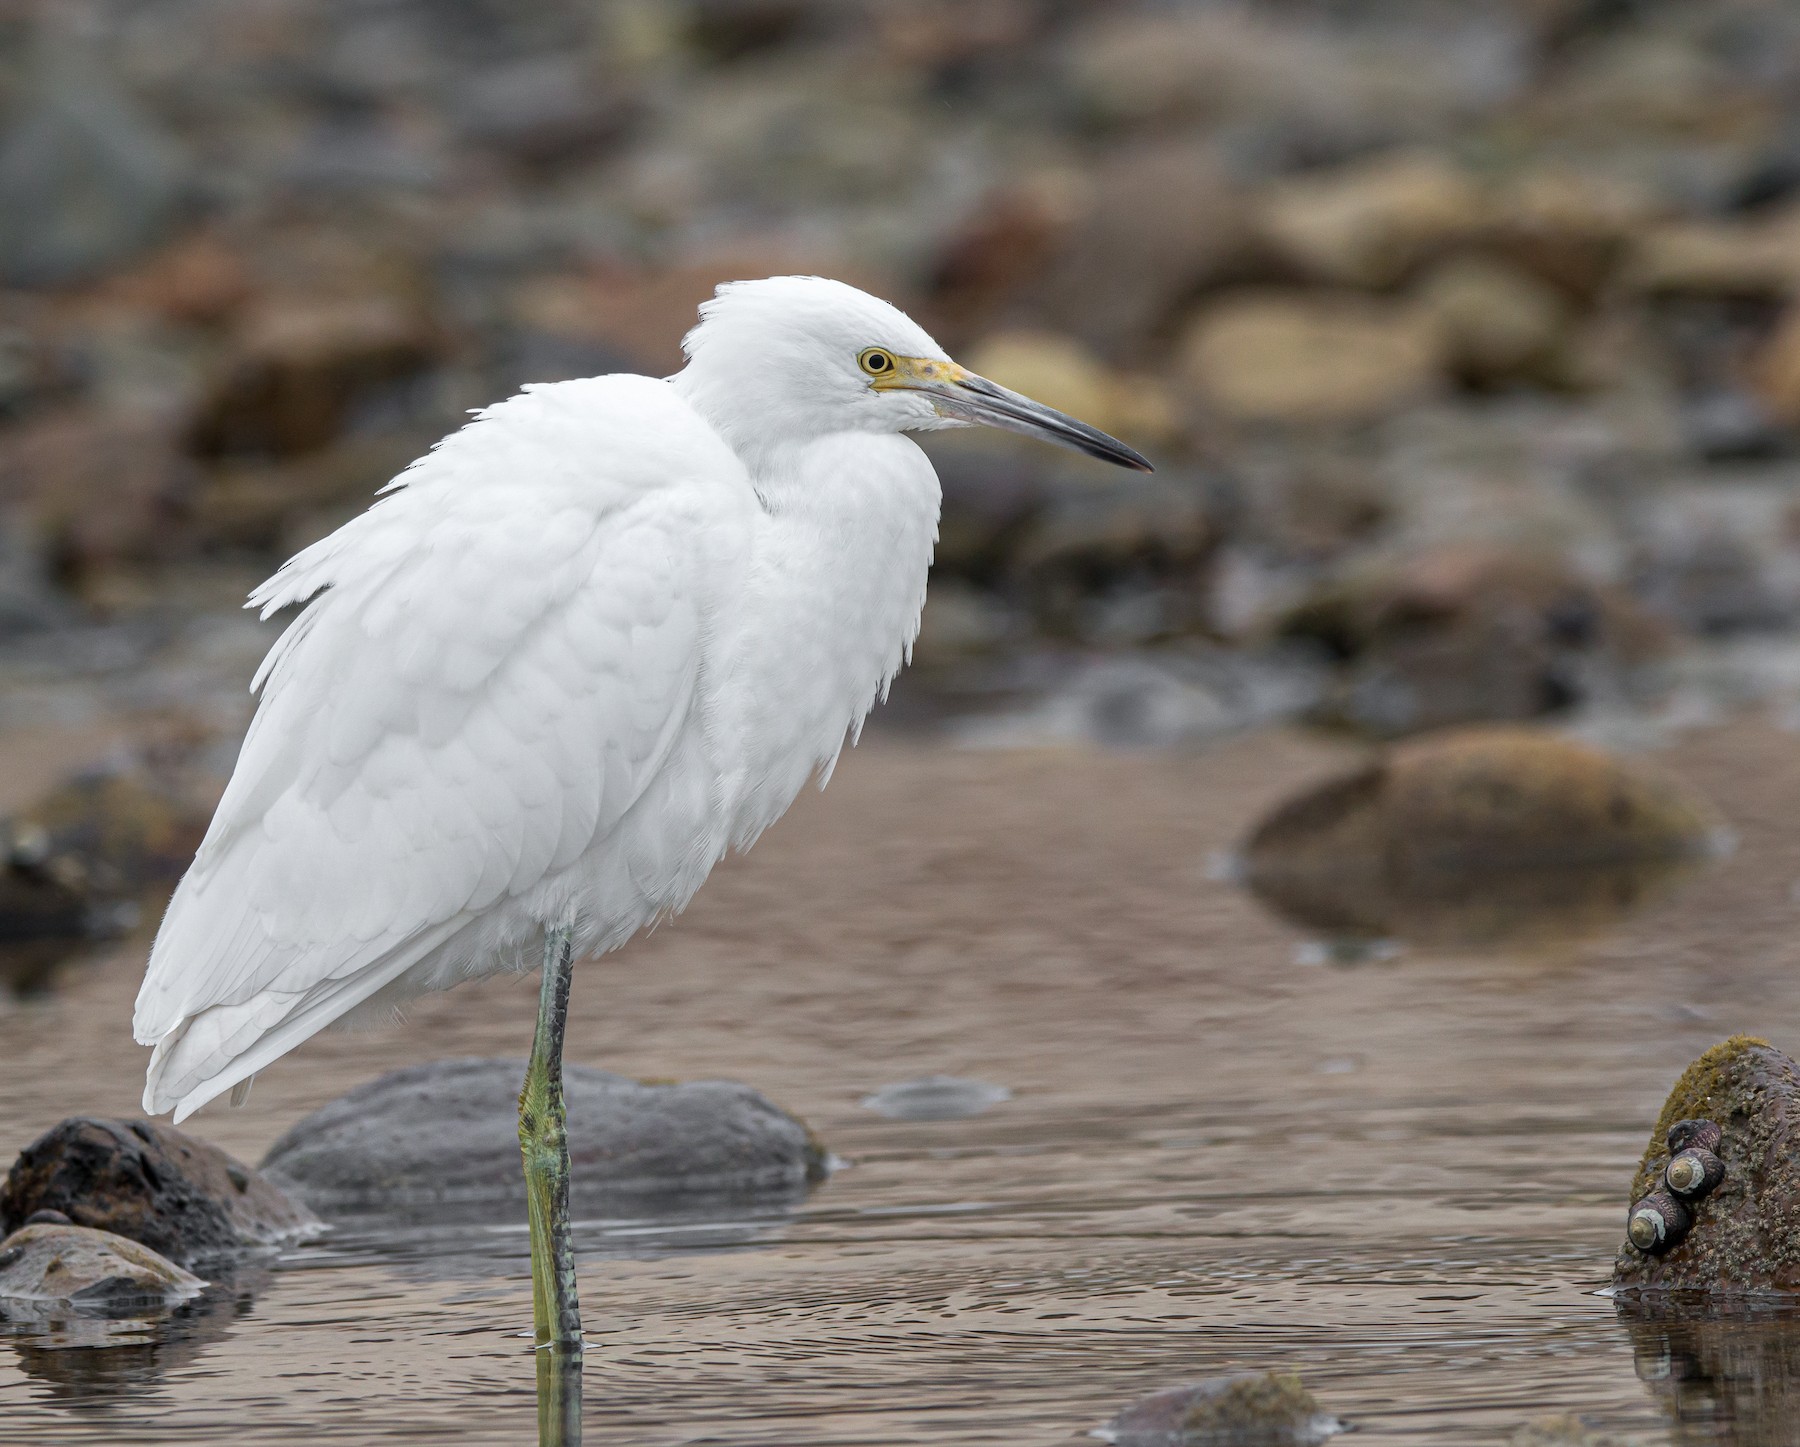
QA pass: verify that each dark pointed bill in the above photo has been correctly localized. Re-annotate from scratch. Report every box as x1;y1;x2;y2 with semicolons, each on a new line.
919;372;1154;473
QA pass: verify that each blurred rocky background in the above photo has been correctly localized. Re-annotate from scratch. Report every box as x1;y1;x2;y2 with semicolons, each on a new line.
5;0;1800;980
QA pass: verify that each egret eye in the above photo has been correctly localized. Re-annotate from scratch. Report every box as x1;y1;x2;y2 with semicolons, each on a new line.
859;348;896;377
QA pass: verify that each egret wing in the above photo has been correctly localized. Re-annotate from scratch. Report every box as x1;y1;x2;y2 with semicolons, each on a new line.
135;377;746;1118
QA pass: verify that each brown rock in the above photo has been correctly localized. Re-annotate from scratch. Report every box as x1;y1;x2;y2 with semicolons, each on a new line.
0;407;196;582
1613;1037;1800;1295
1258;152;1489;289
923;179;1077;345
187;296;438;459
1007;471;1216;643
1031;138;1252;360
1241;727;1721;947
1624;209;1800;299
1;1118;319;1266
1752;304;1800;425
103;230;253;327
1277;544;1665;736
1413;256;1571;387
189;431;436;553
1487;168;1659;299
1179;292;1441;425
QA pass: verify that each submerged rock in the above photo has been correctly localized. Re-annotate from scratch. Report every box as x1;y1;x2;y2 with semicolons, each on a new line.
1508;1416;1634;1447
1613;1037;1800;1294
259;1058;829;1214
1241;727;1721;947
0;1118;318;1267
861;1076;1011;1122
0;1223;203;1312
1095;1372;1348;1446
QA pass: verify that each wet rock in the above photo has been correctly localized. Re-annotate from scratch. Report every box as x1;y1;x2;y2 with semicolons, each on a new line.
1613;1037;1800;1294
1241;727;1722;948
908;581;1015;668
1007;471;1216;645
1058;6;1512;146
0;40;186;287
1624;210;1800;299
0;758;216;994
952;648;1326;751
1095;1372;1348;1446
189;430;438;554
924;180;1077;345
919;431;1053;577
1487;168;1657;301
259;1058;829;1214
1031;138;1253;361
0;1118;319;1267
186;296;439;460
1258;152;1488;290
451;54;635;168
103;231;253;328
0;407;198;584
1627;481;1800;636
0;1224;203;1313
1279;545;1664;737
1179;293;1441;426
1751;304;1800;427
1413;257;1571;388
861;1076;1011;1122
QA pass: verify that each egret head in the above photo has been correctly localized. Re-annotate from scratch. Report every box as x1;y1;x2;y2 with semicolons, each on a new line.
677;276;1152;473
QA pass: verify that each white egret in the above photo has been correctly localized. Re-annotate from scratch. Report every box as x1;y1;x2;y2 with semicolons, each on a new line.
134;275;1151;1351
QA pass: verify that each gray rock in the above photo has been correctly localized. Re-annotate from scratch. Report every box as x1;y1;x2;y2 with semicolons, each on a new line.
0;40;186;287
0;1223;204;1313
861;1076;1011;1122
259;1058;829;1214
1096;1372;1348;1446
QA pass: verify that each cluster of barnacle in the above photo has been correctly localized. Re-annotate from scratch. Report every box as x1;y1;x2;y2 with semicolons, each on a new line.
1627;1119;1727;1255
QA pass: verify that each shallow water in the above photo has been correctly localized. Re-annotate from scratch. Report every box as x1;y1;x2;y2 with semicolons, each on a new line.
4;721;1800;1443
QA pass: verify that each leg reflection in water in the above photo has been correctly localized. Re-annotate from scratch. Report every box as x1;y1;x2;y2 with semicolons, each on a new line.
538;1342;582;1445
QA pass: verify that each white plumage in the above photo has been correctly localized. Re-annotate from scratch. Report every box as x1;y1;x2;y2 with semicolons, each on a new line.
135;275;1147;1123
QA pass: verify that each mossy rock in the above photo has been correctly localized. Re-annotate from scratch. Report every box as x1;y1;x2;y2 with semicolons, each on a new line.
1613;1037;1800;1293
1097;1371;1347;1445
1240;727;1721;947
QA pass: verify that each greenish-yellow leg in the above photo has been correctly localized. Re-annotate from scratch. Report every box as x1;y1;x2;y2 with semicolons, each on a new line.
520;923;583;1353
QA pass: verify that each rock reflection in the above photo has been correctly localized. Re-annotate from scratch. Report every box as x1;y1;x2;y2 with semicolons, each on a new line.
1246;851;1708;951
0;1262;267;1407
1619;1298;1800;1446
311;1189;807;1284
